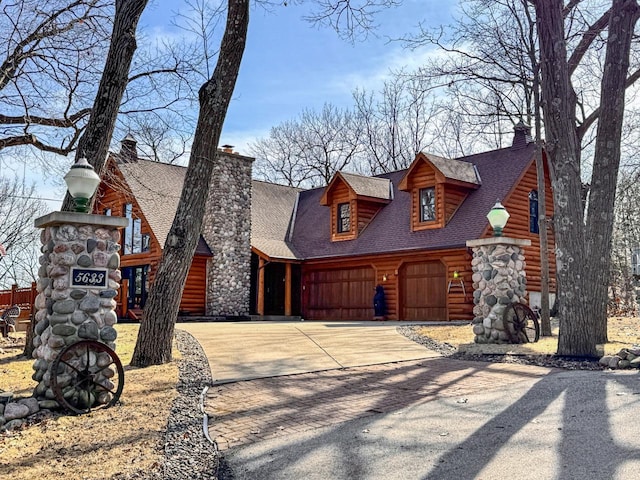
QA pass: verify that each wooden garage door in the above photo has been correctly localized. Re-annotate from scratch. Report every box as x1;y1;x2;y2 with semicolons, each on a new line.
304;267;375;320
402;261;447;320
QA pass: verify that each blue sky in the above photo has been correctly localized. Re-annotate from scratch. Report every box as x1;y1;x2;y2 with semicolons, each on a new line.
143;0;456;153
28;0;457;210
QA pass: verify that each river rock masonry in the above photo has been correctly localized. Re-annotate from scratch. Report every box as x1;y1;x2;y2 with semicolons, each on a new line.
466;237;531;344
31;212;128;408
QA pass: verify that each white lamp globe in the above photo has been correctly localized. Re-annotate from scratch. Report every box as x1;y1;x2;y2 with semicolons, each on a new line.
64;158;101;213
487;200;510;236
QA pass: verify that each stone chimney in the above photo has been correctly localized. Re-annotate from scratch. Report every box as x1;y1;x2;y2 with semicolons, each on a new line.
119;134;138;162
202;149;254;317
511;121;533;149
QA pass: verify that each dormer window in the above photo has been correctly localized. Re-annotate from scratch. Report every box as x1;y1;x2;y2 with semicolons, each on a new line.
321;172;391;242
419;187;436;222
399;153;480;232
337;202;351;233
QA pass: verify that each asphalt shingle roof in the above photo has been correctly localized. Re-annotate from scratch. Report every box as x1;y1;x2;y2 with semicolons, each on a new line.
339;172;392;200
251;180;301;260
290;143;536;259
426;154;481;185
116;159;302;261
114;142;535;262
118;159;185;248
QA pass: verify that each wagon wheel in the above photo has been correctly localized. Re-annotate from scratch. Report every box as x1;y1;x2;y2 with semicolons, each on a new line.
503;302;540;344
51;340;124;415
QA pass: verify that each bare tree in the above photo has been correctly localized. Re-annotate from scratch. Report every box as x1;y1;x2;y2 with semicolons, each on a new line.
0;0;111;155
535;0;639;356
131;0;250;366
132;0;404;366
304;0;402;40
0;178;47;288
60;0;149;211
353;73;439;173
120;113;190;163
404;0;539;148
252;73;442;186
252;103;363;187
1;0;204;172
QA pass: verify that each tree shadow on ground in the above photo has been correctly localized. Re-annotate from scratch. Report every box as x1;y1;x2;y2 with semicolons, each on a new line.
214;361;640;479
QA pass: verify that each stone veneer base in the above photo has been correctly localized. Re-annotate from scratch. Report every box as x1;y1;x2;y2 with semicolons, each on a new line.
466;237;531;344
30;212;127;409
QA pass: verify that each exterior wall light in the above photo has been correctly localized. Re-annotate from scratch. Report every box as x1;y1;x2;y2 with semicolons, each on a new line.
487;200;510;237
64;158;101;213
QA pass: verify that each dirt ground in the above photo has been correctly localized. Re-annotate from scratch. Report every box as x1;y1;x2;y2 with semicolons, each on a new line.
0;325;179;480
1;317;638;479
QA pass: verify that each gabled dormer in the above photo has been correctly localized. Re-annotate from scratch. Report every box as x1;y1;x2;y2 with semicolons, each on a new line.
320;172;392;241
399;153;481;231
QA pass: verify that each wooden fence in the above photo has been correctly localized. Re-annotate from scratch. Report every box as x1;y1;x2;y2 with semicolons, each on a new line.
0;283;37;331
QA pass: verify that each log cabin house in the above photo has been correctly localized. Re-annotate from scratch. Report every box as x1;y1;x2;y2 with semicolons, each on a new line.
95;124;555;322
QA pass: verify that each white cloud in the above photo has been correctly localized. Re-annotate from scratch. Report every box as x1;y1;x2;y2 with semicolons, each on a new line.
325;44;440;96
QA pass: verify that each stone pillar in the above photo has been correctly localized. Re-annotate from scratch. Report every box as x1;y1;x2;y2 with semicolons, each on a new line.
202;150;254;317
31;212;128;406
466;237;531;344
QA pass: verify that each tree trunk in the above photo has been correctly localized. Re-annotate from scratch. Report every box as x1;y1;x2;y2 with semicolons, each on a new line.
130;0;250;367
535;142;552;336
535;0;595;356
61;0;149;212
585;0;639;344
23;312;36;358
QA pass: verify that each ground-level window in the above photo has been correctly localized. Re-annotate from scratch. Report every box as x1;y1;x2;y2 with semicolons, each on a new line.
337;202;351;233
529;190;539;233
122;265;149;310
419;187;436;222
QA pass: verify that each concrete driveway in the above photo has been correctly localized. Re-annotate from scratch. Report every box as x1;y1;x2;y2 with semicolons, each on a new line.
177;320;439;383
178;320;640;480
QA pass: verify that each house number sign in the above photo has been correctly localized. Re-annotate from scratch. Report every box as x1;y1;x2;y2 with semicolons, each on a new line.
70;268;109;289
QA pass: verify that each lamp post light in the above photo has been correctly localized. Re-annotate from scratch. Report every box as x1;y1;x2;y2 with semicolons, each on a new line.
64;158;101;213
487;200;510;237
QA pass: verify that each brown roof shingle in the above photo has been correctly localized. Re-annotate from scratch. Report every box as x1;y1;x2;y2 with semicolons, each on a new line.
251;181;301;260
118;159;186;247
114;142;535;262
339;172;392;199
290;143;536;259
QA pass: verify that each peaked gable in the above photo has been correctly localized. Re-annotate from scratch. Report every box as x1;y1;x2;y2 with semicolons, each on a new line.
398;152;480;191
320;171;391;205
116;158;186;248
105;156;303;261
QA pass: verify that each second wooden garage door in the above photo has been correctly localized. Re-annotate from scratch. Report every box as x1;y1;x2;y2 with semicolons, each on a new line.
303;267;375;320
402;261;447;320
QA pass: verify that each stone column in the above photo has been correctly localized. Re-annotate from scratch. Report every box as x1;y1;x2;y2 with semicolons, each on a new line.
201;150;254;317
31;212;128;407
466;237;531;344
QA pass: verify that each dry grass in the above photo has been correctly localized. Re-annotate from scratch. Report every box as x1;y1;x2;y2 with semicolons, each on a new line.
0;324;179;480
417;316;640;356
